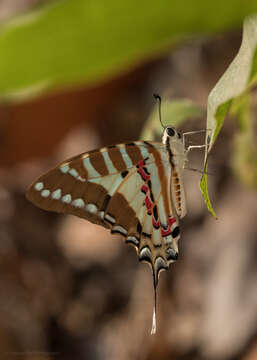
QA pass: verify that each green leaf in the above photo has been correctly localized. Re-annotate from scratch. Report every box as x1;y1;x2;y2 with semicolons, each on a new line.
232;94;257;189
201;14;257;218
140;99;204;140
205;15;257;154
1;0;257;100
199;161;217;219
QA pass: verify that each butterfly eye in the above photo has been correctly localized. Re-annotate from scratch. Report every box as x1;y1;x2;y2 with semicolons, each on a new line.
166;127;175;137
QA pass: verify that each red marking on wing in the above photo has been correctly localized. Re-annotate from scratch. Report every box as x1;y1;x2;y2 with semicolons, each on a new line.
168;216;176;226
137;159;151;182
137;157;177;236
137;167;150;182
161;216;176;236
152;218;160;228
145;196;153;215
141;184;148;193
137;158;153;214
137;159;145;167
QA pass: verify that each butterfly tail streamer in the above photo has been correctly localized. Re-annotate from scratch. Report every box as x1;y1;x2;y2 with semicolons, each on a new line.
151;268;158;335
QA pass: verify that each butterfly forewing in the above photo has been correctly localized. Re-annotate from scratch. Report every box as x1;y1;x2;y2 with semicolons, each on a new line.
28;144;143;226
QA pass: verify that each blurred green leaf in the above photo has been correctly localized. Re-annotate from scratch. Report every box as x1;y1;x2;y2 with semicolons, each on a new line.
199;161;217;219
141;98;204;140
232;94;257;189
200;14;257;218
1;0;257;99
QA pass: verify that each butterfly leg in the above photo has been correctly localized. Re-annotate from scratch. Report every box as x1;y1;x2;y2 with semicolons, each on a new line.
184;144;212;174
182;130;210;148
186;144;207;154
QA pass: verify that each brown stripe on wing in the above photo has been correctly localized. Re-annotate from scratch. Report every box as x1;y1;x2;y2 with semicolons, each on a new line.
125;143;144;165
105;192;139;237
64;141;156;181
89;151;109;176
107;146;127;172
69;157;88;179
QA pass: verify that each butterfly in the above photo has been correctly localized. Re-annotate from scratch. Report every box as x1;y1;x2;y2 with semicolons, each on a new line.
26;97;191;334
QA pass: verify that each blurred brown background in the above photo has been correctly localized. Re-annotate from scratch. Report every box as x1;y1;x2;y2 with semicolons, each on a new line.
0;2;257;360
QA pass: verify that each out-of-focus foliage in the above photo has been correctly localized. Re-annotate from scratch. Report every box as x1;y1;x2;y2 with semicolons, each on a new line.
1;0;257;100
232;94;257;189
140;98;204;140
200;14;257;218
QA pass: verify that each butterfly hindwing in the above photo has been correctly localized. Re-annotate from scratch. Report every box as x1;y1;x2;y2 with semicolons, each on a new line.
133;145;181;281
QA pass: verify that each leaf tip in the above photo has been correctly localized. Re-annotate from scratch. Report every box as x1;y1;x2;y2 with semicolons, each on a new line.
199;167;217;220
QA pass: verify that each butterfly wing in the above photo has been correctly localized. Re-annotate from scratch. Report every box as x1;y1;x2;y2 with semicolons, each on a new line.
27;140;186;334
27;141;183;279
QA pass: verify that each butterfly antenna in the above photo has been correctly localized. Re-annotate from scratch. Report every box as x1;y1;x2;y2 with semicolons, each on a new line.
153;93;165;129
151;268;158;335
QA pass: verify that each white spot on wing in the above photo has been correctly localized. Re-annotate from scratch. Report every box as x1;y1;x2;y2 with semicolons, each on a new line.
34;182;44;191
86;203;98;214
164;235;173;245
139;246;152;260
126;236;139;246
105;213;115;224
155;256;167;270
60;164;69;174
72;198;85;208
62;194;72;203
166;247;178;262
52;189;62;200
41;189;50;197
112;225;127;236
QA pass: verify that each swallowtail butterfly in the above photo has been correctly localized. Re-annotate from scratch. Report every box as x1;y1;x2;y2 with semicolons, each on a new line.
26;96;194;334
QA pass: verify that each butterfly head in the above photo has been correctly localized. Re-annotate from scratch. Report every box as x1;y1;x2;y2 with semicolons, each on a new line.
162;126;182;145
